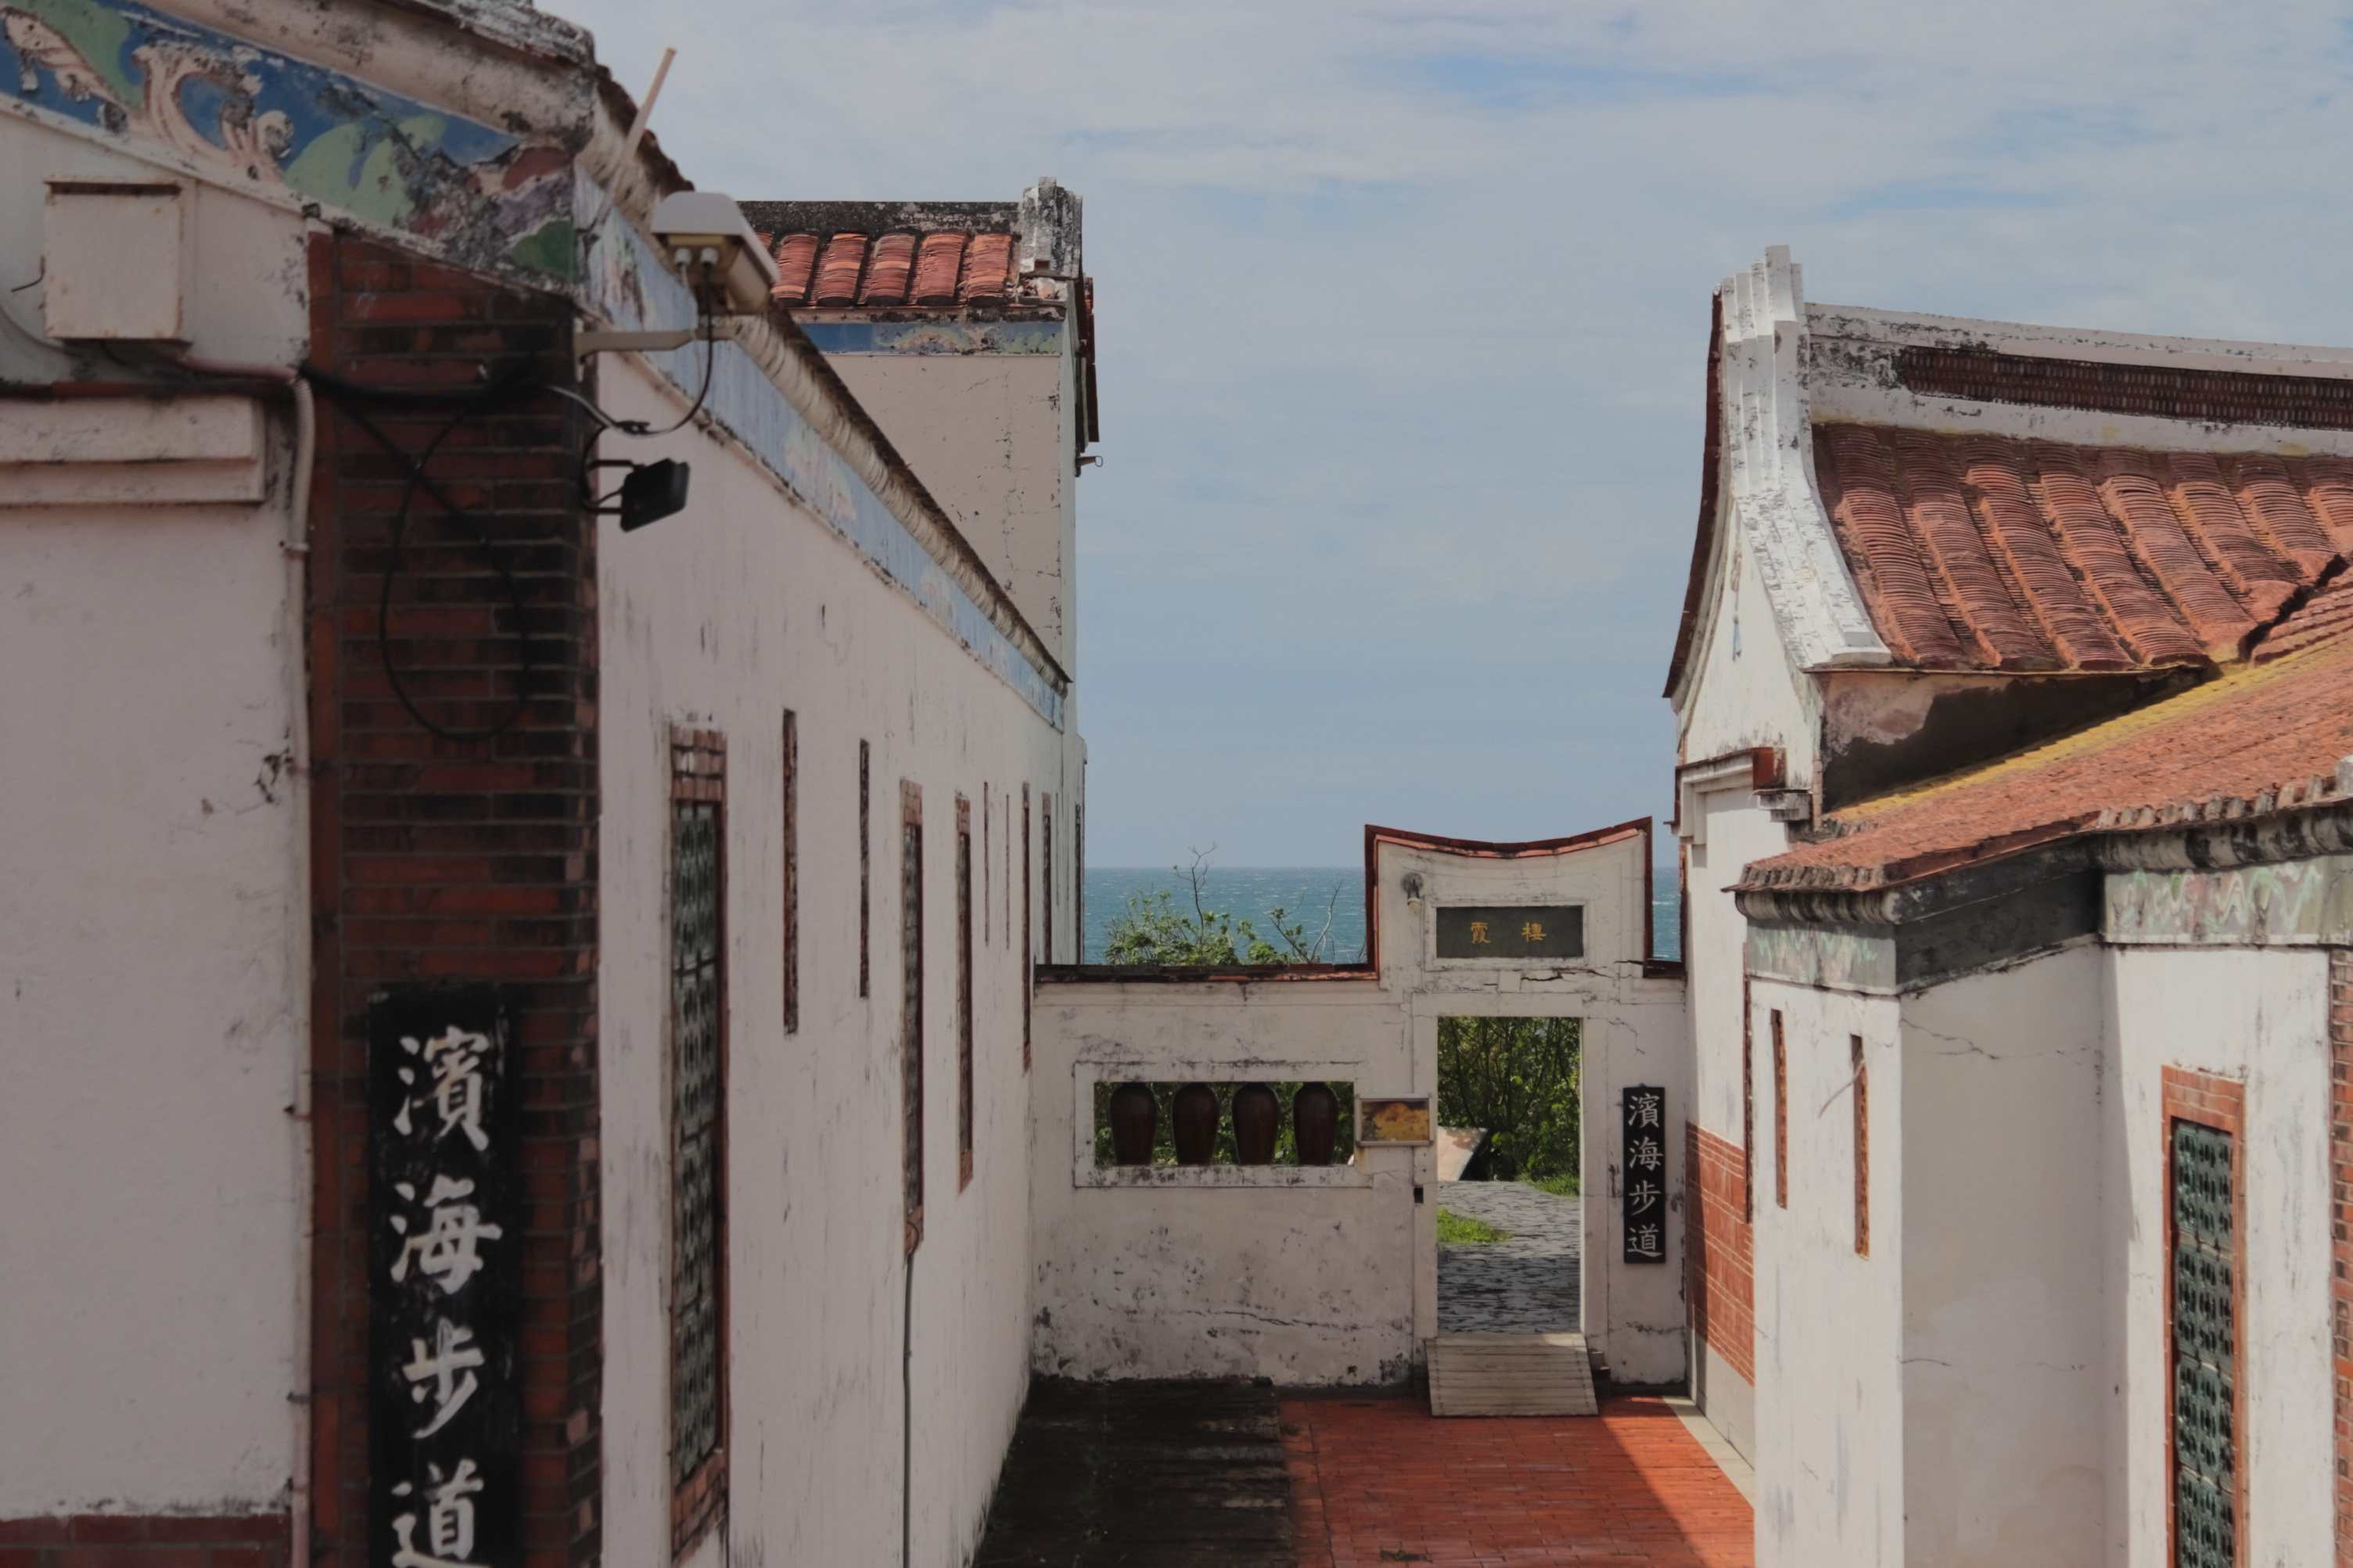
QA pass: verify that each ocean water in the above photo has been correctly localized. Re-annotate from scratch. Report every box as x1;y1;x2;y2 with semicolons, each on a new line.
1083;867;1682;963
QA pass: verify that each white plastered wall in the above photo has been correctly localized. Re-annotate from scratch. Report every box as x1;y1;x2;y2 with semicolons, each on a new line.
1899;945;2107;1568
1030;827;1687;1385
2107;945;2332;1568
824;350;1079;670
595;356;1081;1568
1675;505;1814;1455
0;113;307;1516
1748;978;1903;1568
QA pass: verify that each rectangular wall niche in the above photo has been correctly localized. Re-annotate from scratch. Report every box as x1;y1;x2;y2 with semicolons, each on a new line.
1435;905;1584;960
1091;1080;1357;1168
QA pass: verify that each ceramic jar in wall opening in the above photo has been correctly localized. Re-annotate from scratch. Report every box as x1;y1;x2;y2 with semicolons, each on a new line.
1108;1082;1158;1166
1231;1082;1279;1165
1295;1082;1338;1166
1172;1082;1219;1166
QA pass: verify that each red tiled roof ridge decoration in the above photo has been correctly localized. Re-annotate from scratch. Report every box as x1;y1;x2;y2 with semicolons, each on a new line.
764;227;1030;310
1899;344;2353;432
1812;423;2353;671
1741;615;2353;894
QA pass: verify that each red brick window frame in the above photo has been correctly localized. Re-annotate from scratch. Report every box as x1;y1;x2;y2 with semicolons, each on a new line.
2162;1064;2246;1568
1851;1035;1870;1258
1772;1010;1788;1210
669;729;727;1558
956;795;975;1191
901;780;925;1255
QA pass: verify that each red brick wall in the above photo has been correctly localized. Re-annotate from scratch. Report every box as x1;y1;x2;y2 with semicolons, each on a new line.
2332;948;2353;1563
1685;1121;1755;1385
0;1514;289;1568
303;232;600;1568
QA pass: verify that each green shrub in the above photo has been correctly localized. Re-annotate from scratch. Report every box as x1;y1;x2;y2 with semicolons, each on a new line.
1435;1016;1582;1182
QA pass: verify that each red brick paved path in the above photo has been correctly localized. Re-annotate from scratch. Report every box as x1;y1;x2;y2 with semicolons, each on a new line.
1282;1394;1753;1567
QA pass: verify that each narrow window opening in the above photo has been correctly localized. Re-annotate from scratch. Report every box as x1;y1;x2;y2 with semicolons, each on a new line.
957;796;974;1190
983;783;992;947
1851;1034;1869;1256
900;781;923;1254
781;711;798;1034
858;741;871;1000
1741;978;1755;1223
1772;1010;1787;1211
1042;792;1054;967
1021;786;1033;1071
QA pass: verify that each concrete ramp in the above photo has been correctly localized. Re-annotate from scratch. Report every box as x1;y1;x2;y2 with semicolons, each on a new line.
1426;1333;1598;1416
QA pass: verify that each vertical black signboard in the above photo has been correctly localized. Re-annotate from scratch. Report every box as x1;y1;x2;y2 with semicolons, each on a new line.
1622;1085;1668;1265
369;989;521;1568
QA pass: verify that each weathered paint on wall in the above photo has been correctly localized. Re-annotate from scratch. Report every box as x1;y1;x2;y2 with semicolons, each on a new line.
823;339;1081;673
2107;853;2353;945
0;0;577;281
0;411;302;1512
1032;827;1689;1386
595;354;1081;1568
1899;948;2107;1568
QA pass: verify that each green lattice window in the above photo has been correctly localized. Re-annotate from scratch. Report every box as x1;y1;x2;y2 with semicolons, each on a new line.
2172;1119;2235;1568
672;796;721;1485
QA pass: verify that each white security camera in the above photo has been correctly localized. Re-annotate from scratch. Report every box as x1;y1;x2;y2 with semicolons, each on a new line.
648;192;778;314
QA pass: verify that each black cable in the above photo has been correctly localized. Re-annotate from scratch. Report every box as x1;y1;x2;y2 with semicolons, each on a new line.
303;362;548;745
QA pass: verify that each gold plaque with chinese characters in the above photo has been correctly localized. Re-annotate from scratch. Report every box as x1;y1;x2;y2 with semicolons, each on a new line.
1433;905;1584;960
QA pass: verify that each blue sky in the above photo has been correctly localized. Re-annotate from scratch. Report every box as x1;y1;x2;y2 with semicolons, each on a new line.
553;0;2353;865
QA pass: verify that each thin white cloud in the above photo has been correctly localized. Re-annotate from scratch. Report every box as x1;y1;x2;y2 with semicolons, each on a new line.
556;0;2353;861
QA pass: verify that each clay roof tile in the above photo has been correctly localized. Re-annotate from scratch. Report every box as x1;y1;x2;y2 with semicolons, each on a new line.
912;232;970;306
770;233;820;305
811;234;869;307
859;232;918;305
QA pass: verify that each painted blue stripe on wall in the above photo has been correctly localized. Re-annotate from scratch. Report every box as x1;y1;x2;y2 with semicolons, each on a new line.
799;321;1063;357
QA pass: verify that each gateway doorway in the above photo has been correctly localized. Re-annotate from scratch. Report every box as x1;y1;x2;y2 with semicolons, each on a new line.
1428;1014;1595;1415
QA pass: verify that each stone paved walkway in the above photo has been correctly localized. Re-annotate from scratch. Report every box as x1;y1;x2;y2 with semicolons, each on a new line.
1282;1394;1754;1567
1436;1179;1580;1335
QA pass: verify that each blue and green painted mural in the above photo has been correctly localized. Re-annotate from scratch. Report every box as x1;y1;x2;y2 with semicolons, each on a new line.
0;0;573;280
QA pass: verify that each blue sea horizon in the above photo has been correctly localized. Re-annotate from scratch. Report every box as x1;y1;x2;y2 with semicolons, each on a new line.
1082;866;1682;964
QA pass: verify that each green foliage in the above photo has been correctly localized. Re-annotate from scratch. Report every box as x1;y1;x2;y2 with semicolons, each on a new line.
1097;849;1351;967
1527;1172;1582;1198
1098;889;1287;966
1435;1016;1582;1182
1435;1207;1511;1246
1090;1079;1357;1168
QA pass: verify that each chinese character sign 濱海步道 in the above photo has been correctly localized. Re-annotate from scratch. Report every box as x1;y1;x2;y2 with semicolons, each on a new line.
1621;1085;1667;1265
368;989;521;1568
